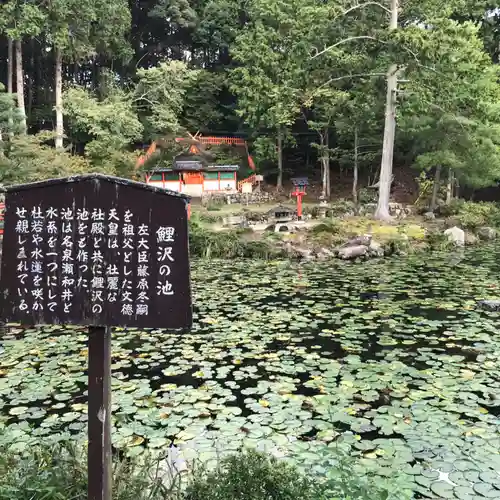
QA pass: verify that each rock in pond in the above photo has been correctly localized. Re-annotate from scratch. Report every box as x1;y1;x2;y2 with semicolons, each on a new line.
368;240;384;257
465;232;478;246
478;300;500;311
477;226;497;241
338;245;368;260
444;226;465;247
316;248;335;260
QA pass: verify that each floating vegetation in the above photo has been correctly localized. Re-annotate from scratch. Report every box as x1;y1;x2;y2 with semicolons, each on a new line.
1;245;500;498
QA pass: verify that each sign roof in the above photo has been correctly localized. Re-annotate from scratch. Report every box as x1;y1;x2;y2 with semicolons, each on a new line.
4;173;191;201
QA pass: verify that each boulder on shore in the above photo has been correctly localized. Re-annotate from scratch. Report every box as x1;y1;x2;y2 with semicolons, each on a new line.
444;226;465;247
477;226;497;241
338;245;368;260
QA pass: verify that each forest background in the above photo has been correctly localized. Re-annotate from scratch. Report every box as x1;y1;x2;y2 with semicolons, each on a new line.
1;0;500;217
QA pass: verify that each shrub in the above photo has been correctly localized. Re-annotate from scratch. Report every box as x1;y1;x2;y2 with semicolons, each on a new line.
188;220;279;259
310;220;341;235
196;212;224;224
453;201;500;229
424;230;454;251
436;198;464;217
0;442;179;500
0;441;410;500
358;188;377;204
382;236;412;256
184;450;323;500
328;200;356;217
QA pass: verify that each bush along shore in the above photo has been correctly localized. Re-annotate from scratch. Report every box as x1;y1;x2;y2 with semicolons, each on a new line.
0;442;410;500
189;200;500;261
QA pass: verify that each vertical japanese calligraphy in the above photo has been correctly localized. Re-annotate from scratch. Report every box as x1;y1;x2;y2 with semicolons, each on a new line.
11;206;177;319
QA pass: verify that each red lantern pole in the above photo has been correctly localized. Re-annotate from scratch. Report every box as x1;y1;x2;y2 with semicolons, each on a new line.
296;191;303;219
291;187;305;220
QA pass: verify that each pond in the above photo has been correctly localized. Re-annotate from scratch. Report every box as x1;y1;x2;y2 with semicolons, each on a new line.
1;246;500;498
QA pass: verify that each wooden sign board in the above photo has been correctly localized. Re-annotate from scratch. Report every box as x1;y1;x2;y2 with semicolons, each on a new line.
0;174;193;500
0;174;192;330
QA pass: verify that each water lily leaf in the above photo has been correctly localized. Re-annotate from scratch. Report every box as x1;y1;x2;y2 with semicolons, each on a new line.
473;482;498;497
8;406;29;416
430;481;454;498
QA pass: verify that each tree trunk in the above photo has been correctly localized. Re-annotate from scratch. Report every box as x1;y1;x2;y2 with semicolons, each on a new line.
277;130;283;190
325;129;331;198
7;38;13;138
446;168;454;204
7;39;13;95
55;47;64;149
430;165;442;211
15;39;27;134
353;127;359;206
320;129;329;199
374;0;398;221
27;38;35;121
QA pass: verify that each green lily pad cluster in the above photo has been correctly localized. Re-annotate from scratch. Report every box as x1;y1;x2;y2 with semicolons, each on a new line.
1;245;500;498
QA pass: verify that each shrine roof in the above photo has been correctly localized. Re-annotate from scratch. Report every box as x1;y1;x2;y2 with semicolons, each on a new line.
149;164;240;173
4;173;191;201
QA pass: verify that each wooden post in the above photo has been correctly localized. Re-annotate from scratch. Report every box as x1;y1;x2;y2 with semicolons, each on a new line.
297;192;303;219
88;326;112;500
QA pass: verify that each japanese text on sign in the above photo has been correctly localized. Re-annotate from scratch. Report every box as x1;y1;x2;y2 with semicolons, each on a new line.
14;205;177;318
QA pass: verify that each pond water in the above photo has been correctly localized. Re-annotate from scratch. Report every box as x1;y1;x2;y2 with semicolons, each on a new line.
2;246;500;498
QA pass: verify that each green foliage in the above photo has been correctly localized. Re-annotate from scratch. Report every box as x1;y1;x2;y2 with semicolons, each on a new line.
0;442;88;500
149;0;197;29
0;441;179;500
358;188;378;204
0;441;405;500
0;85;24;137
185;449;322;500
41;0;131;60
424;230;454;251
135;61;199;138
453;201;500;229
0;1;45;39
382;236;413;256
230;0;312;149
251;136;278;171
188;219;280;259
2;0;500;197
0;133;90;185
414;170;446;208
180;71;224;132
309;219;344;247
63;85;142;175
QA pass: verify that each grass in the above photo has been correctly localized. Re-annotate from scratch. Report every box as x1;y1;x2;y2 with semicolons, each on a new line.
0;443;408;500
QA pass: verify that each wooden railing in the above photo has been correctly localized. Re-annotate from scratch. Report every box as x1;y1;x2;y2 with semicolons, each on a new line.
237;174;257;192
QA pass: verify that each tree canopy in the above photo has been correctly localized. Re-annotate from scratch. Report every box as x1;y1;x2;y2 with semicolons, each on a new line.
0;0;499;202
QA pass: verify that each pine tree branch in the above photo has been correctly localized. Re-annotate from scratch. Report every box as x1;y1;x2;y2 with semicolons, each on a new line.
314;72;385;94
340;1;392;18
312;36;380;58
